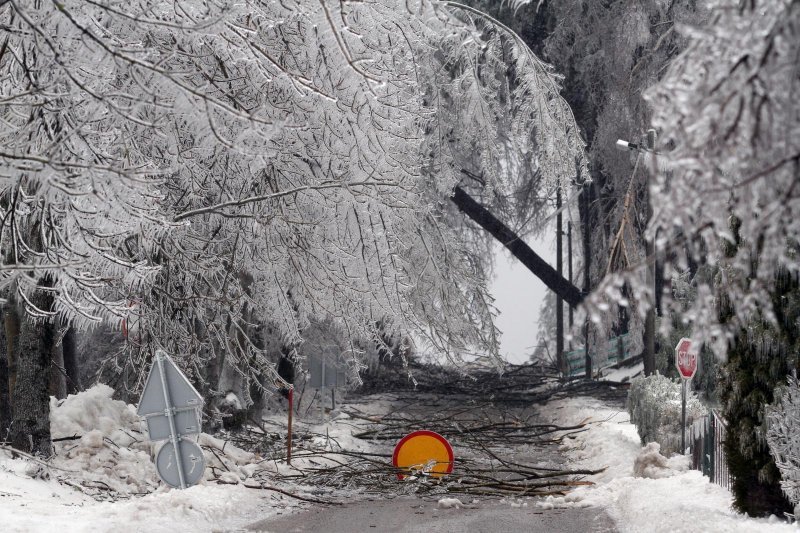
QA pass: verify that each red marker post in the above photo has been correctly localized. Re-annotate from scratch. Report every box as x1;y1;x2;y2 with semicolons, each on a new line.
675;338;698;453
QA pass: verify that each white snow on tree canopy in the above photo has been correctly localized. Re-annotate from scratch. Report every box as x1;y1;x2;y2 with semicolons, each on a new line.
0;0;588;386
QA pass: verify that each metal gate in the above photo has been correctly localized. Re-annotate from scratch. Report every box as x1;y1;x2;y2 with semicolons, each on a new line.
690;409;732;489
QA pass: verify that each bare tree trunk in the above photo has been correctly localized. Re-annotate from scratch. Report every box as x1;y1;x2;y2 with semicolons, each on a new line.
0;304;10;440
61;326;81;395
4;301;19;402
10;283;55;457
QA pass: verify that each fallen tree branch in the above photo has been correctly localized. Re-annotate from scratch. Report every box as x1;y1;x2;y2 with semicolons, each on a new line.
243;482;342;505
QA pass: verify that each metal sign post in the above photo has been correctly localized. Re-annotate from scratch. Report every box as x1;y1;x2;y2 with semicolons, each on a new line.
681;379;687;453
137;350;206;488
320;361;326;423
309;354;346;423
675;338;698;453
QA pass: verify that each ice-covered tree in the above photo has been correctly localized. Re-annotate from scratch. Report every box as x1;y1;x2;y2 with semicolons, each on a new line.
632;2;800;514
1;0;588;452
767;374;800;514
638;0;800;352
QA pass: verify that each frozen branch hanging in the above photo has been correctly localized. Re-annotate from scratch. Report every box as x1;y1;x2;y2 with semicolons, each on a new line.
1;1;590;398
643;0;800;355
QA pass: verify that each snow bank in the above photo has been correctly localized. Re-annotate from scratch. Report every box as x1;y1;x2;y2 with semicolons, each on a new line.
539;396;797;532
632;442;689;479
0;449;278;533
0;385;293;532
50;384;159;494
49;385;262;495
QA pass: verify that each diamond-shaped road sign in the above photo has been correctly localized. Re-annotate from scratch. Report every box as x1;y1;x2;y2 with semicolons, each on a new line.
675;337;698;379
137;351;203;418
137;350;205;489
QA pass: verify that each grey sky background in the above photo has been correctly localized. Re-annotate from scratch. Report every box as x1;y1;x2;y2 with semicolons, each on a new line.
489;234;556;364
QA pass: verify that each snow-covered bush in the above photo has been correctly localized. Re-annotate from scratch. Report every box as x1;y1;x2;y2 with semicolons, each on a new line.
766;375;800;508
627;373;705;455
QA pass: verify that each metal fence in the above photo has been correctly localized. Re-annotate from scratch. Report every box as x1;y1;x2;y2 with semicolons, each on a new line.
690;409;732;490
565;333;631;377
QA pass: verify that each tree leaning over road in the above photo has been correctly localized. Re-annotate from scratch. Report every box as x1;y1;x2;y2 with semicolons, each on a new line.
0;1;587;453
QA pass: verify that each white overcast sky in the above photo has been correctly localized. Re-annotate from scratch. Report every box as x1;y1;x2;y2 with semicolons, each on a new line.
489;233;557;364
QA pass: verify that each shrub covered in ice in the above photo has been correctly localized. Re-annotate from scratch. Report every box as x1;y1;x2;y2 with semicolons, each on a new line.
627;373;705;455
766;375;800;508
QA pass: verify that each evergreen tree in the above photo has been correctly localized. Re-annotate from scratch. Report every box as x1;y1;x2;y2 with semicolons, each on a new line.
719;231;800;515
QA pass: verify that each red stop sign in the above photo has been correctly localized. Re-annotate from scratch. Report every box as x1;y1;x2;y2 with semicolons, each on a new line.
675;337;698;379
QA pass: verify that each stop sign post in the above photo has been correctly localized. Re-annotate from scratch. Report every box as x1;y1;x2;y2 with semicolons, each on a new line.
675;338;698;453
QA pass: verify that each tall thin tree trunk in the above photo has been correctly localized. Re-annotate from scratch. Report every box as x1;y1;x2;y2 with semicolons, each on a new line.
10;283;55;457
61;326;81;395
4;301;19;402
0;304;10;440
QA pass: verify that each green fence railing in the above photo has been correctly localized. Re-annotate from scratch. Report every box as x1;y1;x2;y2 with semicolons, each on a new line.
565;333;631;377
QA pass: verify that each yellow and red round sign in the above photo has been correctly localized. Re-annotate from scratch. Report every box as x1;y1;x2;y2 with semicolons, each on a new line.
392;430;454;479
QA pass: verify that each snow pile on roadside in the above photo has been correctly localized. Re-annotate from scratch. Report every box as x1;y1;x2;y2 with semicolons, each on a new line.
0;385;300;532
632;442;689;479
539;396;797;532
50;385;159;494
0;447;281;533
438;497;465;509
49;385;261;495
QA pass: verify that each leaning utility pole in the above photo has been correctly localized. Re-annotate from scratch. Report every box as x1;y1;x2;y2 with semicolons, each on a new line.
616;131;658;375
451;186;583;308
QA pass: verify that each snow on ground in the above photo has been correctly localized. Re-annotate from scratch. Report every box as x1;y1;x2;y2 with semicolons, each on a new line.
600;361;644;383
539;396;797;532
0;385;300;533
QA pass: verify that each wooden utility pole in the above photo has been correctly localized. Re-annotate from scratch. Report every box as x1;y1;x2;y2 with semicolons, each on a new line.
581;184;593;379
643;129;657;376
567;221;574;337
451;186;583;308
556;188;565;375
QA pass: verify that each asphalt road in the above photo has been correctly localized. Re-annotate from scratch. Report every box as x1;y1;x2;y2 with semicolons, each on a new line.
246;496;616;532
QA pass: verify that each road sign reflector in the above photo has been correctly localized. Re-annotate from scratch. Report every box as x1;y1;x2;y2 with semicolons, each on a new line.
392;430;454;479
